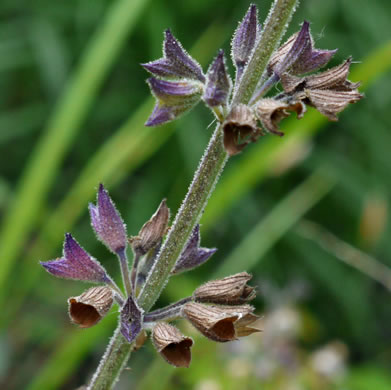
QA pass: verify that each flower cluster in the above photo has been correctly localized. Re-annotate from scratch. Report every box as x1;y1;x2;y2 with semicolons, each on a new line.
143;4;362;155
40;184;259;368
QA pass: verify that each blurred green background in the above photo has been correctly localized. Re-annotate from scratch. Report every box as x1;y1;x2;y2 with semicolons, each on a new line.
0;0;390;389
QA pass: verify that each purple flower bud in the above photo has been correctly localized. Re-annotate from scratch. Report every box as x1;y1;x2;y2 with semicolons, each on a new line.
145;78;203;126
89;184;127;254
142;29;205;82
120;295;143;343
203;50;232;108
172;225;217;274
40;233;108;283
269;21;336;76
231;4;259;78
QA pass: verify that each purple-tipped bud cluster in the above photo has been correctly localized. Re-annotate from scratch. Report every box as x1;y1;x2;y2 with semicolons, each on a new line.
40;233;108;283
89;184;127;254
172;224;217;274
143;29;206;126
142;5;362;157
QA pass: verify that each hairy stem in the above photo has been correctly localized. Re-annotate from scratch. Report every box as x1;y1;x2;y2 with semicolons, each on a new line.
232;0;299;106
88;2;300;388
117;248;132;298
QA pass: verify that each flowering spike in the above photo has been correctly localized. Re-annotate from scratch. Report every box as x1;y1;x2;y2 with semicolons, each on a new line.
40;233;108;283
194;272;256;305
203;50;232;108
269;21;336;76
120;295;144;343
145;78;203;126
152;322;193;368
172;225;217;274
231;4;259;78
131;199;170;256
89;184;127;254
68;286;113;328
142;29;205;82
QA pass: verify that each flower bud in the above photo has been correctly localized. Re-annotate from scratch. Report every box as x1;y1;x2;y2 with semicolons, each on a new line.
40;233;109;283
203;50;232;108
130;199;170;255
68;286;113;328
223;104;260;156
172;224;217;274
89;184;127;254
193;272;255;305
231;4;259;78
120;295;144;343
152;322;193;368
183;302;260;342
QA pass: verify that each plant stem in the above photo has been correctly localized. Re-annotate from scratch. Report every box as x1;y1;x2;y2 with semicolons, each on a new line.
138;124;228;310
232;0;299;106
117;248;132;298
88;2;300;388
87;326;132;390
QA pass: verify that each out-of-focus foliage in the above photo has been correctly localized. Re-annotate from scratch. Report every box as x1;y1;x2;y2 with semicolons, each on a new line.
0;0;390;389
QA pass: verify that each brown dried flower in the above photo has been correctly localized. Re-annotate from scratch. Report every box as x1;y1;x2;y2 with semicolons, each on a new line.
222;104;260;156
68;286;113;328
183;302;260;342
280;58;363;121
254;98;306;136
152;322;193;367
193;272;255;305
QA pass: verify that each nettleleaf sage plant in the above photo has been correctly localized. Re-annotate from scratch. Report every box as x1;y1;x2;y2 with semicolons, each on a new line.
40;1;362;388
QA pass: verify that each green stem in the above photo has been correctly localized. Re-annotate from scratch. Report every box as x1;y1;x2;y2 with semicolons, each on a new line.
87;326;131;390
232;0;299;106
88;2;300;388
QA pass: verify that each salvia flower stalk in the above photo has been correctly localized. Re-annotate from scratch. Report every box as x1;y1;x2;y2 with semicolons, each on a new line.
39;1;362;388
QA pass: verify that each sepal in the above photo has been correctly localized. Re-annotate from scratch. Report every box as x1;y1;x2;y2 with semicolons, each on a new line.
40;233;108;283
89;184;127;254
172;225;217;274
142;29;205;82
203;50;232;108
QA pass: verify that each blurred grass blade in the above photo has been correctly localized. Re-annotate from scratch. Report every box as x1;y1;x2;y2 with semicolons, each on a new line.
0;0;150;289
214;166;337;278
296;220;391;292
203;40;391;231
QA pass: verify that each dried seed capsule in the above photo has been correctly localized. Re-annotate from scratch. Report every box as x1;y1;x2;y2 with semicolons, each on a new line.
222;104;260;156
183;302;260;342
152;322;193;367
194;272;255;305
68;286;113;328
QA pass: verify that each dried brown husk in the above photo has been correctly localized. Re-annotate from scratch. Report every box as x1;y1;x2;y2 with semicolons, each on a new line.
68;286;113;328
